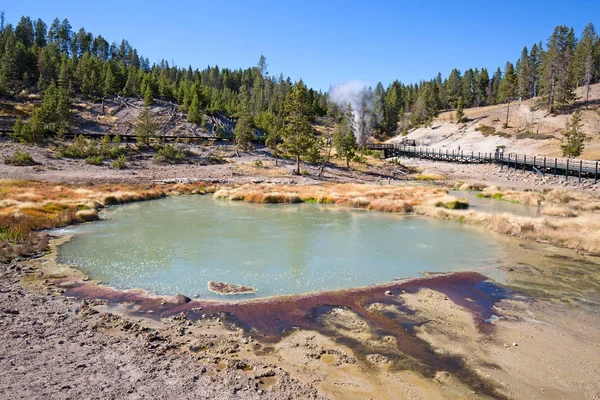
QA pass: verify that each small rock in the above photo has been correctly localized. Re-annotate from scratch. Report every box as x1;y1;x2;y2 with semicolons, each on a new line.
385;290;393;296
167;294;192;304
512;342;518;347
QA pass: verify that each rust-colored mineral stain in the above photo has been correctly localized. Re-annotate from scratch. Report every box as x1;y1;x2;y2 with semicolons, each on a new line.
62;271;509;398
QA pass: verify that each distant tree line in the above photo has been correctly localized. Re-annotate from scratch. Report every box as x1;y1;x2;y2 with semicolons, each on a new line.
0;14;328;139
0;12;598;144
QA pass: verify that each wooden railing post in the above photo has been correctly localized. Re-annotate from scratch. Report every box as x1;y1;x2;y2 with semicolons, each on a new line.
566;159;569;181
554;158;557;177
579;160;582;183
543;157;546;176
596;162;599;184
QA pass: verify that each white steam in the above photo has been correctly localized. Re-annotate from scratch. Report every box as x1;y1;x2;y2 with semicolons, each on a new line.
329;80;373;145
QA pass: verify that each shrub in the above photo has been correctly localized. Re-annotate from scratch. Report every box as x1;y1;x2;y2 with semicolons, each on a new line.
475;125;511;138
516;131;554;140
4;151;37;166
85;155;104;165
58;135;100;159
111;155;127;169
153;143;189;164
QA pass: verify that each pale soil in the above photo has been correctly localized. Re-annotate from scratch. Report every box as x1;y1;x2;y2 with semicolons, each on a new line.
390;83;600;160
399;158;600;194
0;139;408;185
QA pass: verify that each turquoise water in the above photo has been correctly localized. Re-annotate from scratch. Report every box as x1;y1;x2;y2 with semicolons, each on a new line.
55;196;503;299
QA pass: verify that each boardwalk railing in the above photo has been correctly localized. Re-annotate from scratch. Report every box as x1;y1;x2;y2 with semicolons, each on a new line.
367;143;599;183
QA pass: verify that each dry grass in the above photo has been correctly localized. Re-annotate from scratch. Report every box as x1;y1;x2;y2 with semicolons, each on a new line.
0;180;216;262
214;183;452;213
415;205;600;253
415;184;600;254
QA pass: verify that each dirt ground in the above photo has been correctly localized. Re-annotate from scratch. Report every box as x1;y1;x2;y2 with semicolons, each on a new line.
0;138;409;186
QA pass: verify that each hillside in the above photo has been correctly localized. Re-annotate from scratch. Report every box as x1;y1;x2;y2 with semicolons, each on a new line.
0;96;238;139
389;83;600;160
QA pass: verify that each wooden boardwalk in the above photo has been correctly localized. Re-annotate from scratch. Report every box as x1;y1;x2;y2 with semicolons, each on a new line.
367;143;599;183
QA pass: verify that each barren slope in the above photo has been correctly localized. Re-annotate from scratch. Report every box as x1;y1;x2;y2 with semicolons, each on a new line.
389;83;600;160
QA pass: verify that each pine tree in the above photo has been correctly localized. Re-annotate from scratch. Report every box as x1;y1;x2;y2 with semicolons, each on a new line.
0;31;20;95
540;26;576;112
561;110;586;157
234;86;254;152
135;106;158;147
461;69;475;107
517;46;531;100
281;81;318;175
38;81;72;135
475;68;489;107
446;69;462;108
529;43;543;97
573;23;598;106
498;62;518;127
187;93;202;124
490;67;502;105
334;103;357;168
265;117;282;166
455;96;466;123
143;85;153;105
371;82;385;134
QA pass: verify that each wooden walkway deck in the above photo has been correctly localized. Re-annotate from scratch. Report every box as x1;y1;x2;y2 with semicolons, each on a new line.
367;144;599;183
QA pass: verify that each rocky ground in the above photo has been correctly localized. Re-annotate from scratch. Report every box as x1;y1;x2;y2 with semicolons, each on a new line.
401;158;600;193
0;263;325;400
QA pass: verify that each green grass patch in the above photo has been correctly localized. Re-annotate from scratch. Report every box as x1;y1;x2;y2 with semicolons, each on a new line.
475;125;511;138
515;131;555;140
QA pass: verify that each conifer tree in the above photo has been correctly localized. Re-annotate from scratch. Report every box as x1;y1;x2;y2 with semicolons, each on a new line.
455;96;465;123
187;93;202;124
517;46;532;100
561;110;586;157
334;103;357;168
498;62;518;127
143;85;153;105
234;86;254;152
135;105;158;147
540;25;576;112
574;23;598;106
446;69;462;108
38;81;71;135
281;81;318;175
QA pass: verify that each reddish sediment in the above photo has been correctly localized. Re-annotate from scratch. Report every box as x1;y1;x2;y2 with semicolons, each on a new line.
61;271;509;397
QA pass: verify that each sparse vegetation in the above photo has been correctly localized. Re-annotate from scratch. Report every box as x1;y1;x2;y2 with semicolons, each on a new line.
4;151;37;166
475;125;511;138
85;155;103;166
515;131;554;140
112;155;127;169
414;173;446;181
153;143;190;164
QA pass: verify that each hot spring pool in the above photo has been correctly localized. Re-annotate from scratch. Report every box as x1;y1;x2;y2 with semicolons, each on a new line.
54;196;503;299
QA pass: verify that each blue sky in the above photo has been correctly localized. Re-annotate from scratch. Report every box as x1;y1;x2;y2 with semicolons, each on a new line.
3;0;599;91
